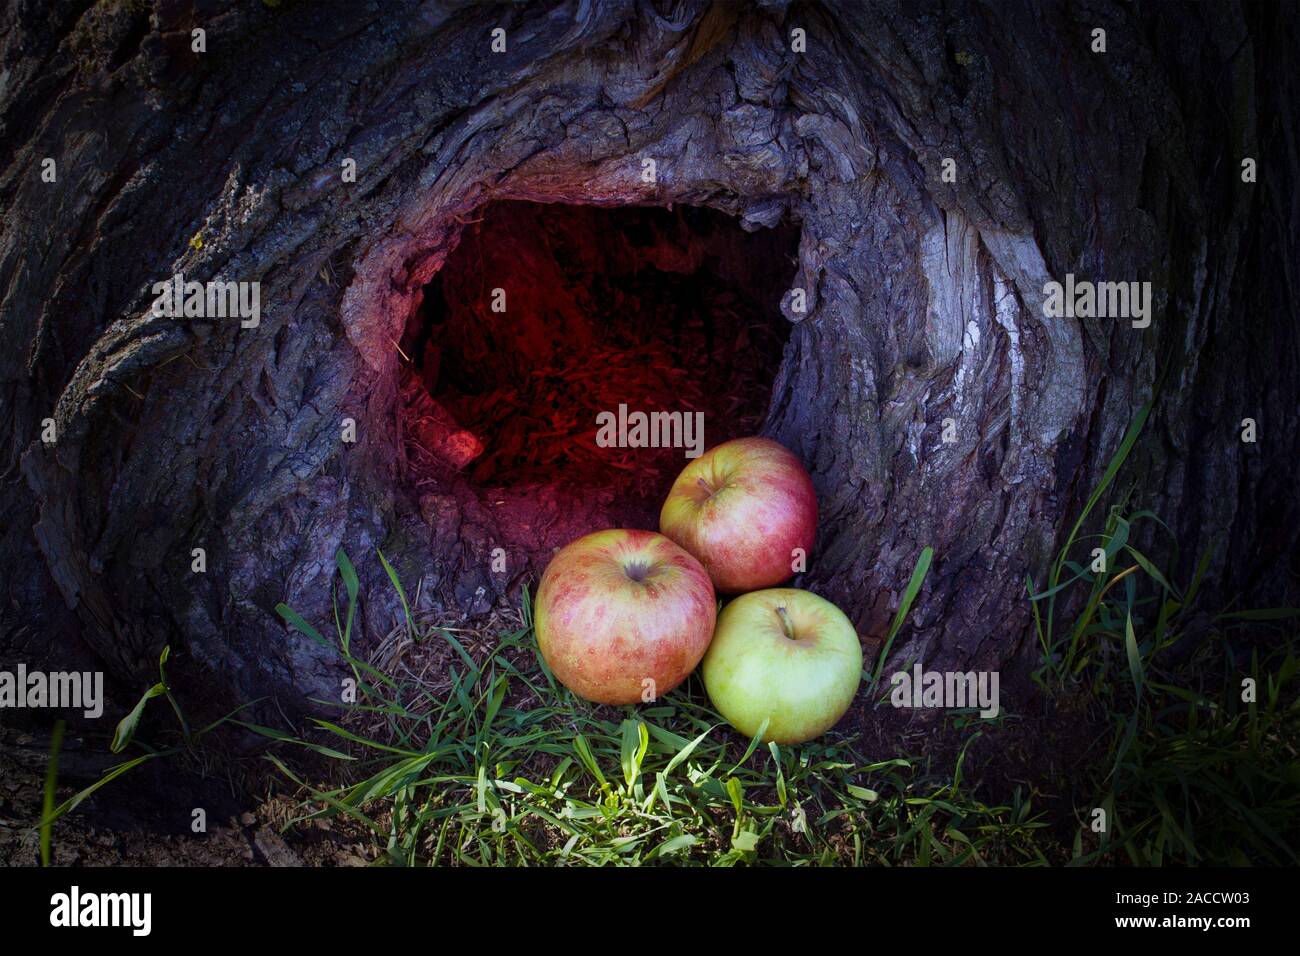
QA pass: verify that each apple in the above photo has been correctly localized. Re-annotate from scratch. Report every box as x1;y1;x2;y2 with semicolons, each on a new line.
534;529;717;705
701;588;862;744
659;436;817;593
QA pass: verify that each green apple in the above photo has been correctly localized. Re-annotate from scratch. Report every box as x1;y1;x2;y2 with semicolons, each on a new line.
701;588;862;744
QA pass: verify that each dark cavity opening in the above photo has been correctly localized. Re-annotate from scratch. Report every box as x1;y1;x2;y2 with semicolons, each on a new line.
398;200;799;534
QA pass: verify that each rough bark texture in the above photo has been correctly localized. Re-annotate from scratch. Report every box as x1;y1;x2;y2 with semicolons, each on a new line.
1;0;1296;720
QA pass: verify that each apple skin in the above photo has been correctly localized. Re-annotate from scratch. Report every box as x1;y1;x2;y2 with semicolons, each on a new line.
701;588;862;744
534;529;717;705
659;437;817;593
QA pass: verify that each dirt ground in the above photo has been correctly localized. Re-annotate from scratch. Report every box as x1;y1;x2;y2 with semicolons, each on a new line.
0;726;374;867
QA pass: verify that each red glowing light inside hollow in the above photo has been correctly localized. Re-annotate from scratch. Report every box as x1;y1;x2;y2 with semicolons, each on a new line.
398;200;799;527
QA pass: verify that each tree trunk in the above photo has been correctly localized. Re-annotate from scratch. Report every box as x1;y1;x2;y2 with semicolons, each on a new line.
1;0;1296;720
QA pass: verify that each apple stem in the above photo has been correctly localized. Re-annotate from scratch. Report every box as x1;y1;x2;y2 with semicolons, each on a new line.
775;605;795;640
696;477;714;496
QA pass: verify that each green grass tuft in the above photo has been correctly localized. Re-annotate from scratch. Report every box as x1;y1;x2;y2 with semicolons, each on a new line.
258;526;1297;865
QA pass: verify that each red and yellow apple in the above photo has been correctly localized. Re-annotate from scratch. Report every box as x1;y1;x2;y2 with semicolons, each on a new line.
659;436;817;593
701;588;862;744
534;529;717;705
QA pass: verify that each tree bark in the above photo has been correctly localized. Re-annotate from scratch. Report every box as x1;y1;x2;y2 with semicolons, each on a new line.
1;0;1296;718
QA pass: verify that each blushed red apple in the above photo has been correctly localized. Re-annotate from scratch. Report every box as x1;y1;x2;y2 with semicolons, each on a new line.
534;529;717;705
659;436;817;593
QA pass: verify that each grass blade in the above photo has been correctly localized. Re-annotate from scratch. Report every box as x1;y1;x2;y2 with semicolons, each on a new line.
872;546;933;683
